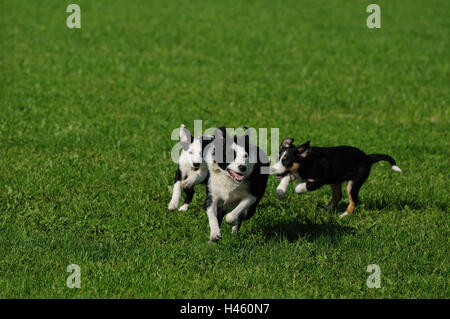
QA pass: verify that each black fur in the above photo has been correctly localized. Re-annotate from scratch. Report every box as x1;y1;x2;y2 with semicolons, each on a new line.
277;138;400;215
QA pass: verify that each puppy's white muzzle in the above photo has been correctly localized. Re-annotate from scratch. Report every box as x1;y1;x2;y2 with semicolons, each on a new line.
270;161;285;175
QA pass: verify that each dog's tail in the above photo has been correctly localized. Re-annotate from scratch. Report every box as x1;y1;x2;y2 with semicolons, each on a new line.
369;154;402;173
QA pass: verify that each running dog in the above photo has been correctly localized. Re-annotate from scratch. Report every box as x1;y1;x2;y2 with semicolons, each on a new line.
168;124;213;211
270;138;402;218
204;127;269;242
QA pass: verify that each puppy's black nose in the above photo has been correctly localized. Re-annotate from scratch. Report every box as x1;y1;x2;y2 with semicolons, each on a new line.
238;165;247;172
193;163;200;169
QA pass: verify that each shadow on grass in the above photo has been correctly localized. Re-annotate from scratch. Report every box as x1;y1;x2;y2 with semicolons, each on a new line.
257;196;444;243
360;198;445;211
251;199;356;243
260;218;356;243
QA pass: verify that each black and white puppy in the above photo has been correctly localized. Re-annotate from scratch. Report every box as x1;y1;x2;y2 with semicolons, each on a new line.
270;138;402;218
168;124;213;211
204;127;269;242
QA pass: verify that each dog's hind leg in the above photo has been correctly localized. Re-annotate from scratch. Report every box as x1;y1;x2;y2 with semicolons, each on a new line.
340;169;370;218
340;181;355;218
326;183;342;210
231;222;242;234
179;187;195;211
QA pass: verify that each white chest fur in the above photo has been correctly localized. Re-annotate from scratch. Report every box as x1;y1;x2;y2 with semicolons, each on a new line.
209;166;250;209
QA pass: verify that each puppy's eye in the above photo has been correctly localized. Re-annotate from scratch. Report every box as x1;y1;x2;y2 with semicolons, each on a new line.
244;153;248;159
283;156;287;161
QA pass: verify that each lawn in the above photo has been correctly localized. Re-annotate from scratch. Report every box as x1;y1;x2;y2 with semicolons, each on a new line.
0;0;448;298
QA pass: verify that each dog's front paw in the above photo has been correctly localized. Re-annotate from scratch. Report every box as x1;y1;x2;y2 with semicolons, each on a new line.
276;188;287;200
168;201;178;211
209;230;222;243
181;178;195;190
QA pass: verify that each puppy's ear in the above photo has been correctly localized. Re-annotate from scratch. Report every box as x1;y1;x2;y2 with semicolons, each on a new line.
297;141;310;158
281;138;294;149
180;124;192;151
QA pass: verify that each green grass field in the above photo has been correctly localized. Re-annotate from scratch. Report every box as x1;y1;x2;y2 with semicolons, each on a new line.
0;0;448;298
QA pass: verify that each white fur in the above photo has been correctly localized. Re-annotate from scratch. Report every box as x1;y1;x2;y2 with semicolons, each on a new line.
270;152;300;199
179;139;203;169
392;165;402;173
207;162;254;211
225;143;255;179
276;174;294;200
168;181;182;210
181;164;208;189
168;124;210;211
205;193;221;242
294;182;308;194
225;195;256;225
270;151;286;175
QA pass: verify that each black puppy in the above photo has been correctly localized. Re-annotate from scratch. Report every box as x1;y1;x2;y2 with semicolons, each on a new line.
270;138;402;218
